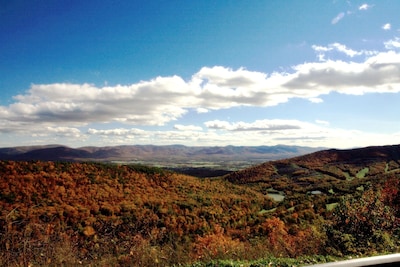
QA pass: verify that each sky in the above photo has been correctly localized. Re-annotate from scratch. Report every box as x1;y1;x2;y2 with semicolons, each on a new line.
1;0;400;149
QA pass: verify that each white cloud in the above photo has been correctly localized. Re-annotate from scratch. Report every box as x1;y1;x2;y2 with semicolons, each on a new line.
46;126;82;138
385;37;400;49
196;107;209;113
193;66;267;88
1;50;400;134
76;119;399;149
83;119;323;147
203;120;232;130
330;4;373;26
382;23;391;30
173;124;203;131
204;119;306;131
9;77;193;127
1;116;399;149
285;51;400;95
87;128;146;136
312;43;377;60
309;97;323;103
331;12;345;24
331;43;361;57
312;45;333;53
2;41;400;149
359;4;372;10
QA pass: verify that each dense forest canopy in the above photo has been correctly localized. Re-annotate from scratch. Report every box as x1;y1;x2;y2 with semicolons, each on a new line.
1;145;400;266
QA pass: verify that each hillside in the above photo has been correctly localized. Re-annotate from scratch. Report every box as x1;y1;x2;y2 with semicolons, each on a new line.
226;144;400;192
1;145;400;266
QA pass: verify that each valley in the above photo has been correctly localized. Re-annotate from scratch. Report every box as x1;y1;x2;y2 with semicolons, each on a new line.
1;144;400;266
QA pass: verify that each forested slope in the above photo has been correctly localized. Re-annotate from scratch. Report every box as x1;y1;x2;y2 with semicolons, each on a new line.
1;145;400;266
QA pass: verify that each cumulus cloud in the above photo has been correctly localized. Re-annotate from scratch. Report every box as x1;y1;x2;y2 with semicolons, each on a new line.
284;51;400;95
330;43;372;57
11;77;192;126
46;126;82;138
382;23;391;30
196;107;209;113
1;47;400;144
192;66;267;88
358;4;372;10
331;12;345;24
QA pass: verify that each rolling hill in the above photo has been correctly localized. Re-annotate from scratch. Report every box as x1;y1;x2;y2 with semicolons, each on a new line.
1;144;400;266
225;144;400;191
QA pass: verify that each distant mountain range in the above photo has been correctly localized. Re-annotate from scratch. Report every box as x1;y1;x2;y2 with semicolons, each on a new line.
0;144;322;165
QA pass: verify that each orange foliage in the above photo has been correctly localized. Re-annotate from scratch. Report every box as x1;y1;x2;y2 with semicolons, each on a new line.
1;158;398;265
192;224;244;260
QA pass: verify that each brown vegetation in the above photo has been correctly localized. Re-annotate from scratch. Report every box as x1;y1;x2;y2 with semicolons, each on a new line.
1;145;400;266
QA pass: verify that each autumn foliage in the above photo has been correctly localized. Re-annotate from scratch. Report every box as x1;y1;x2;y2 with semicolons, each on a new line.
0;156;399;266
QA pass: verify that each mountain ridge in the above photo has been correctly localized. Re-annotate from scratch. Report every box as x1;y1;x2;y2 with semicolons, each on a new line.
225;144;400;192
0;144;323;164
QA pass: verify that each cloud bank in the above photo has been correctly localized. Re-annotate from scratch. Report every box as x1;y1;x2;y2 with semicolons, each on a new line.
1;41;400;148
2;48;400;130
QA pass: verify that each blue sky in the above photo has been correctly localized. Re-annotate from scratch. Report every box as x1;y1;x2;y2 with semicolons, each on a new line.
1;0;400;148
